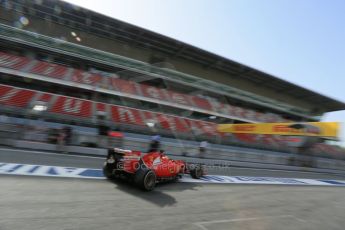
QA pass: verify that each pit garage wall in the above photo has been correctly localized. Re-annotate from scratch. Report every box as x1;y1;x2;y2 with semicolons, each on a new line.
0;8;318;114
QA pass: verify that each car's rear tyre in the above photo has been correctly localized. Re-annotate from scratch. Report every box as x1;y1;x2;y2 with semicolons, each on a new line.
190;164;203;179
103;164;115;179
135;168;156;191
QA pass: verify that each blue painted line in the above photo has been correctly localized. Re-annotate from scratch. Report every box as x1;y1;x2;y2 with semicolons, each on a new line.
65;167;79;173
234;176;306;184
319;180;345;185
7;164;23;172
203;175;225;182
47;167;58;175
27;165;40;173
79;169;104;178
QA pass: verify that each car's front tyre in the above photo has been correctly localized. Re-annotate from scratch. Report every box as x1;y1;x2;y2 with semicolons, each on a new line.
190;164;203;179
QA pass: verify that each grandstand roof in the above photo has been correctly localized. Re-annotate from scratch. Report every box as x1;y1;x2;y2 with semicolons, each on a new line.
6;0;345;112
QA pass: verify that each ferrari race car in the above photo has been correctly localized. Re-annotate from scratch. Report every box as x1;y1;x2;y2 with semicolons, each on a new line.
103;148;205;191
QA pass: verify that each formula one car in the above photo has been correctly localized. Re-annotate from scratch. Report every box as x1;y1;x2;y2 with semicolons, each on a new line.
103;148;205;191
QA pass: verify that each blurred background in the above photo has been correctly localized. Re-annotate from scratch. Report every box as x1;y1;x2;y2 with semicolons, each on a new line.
0;0;344;170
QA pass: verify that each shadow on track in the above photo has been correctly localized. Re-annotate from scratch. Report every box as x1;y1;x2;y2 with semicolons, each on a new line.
107;178;201;207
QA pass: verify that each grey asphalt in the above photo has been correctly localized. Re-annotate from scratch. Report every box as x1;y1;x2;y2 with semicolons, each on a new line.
1;147;345;230
1;176;345;230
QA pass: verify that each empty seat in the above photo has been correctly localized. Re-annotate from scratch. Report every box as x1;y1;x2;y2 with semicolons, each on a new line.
0;85;35;108
111;105;145;126
0;52;31;70
110;78;139;95
72;69;102;85
29;61;68;79
50;96;92;118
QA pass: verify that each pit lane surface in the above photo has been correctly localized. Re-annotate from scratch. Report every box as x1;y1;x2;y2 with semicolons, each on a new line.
1;147;345;230
1;176;345;230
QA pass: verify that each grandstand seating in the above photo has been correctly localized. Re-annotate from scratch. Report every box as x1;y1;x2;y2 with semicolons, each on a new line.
30;61;68;79
0;84;218;136
136;83;164;100
0;85;35;107
72;69;102;85
233;133;259;145
111;105;145;126
0;51;288;123
312;143;344;156
190;96;213;111
111;78;138;95
0;52;31;69
50;96;92;118
96;102;106;113
37;93;53;102
1;22;309;117
0;83;343;155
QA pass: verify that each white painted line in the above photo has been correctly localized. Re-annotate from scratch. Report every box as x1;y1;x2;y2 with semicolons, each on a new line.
194;215;306;230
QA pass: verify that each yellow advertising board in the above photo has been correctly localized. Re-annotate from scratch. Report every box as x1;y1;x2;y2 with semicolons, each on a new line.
217;122;340;138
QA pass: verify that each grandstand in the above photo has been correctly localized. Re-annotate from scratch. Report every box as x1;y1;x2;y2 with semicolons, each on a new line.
0;0;344;158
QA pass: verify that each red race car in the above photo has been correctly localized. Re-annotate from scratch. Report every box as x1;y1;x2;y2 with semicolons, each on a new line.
103;148;205;191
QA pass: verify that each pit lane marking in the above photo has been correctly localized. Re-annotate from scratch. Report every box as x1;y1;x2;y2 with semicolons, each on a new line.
193;215;306;230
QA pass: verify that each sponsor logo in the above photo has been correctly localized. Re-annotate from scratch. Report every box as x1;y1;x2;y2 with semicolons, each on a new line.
234;125;256;132
0;163;103;179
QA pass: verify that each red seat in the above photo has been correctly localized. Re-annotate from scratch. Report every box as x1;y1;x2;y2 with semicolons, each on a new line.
110;78;139;95
185;119;218;136
155;113;190;132
96;103;106;112
234;133;258;144
29;62;68;79
72;69;102;85
49;96;92;118
37;93;53;102
172;117;190;132
139;84;166;101
0;85;35;108
191;96;212;111
111;105;144;126
165;90;192;106
0;52;31;70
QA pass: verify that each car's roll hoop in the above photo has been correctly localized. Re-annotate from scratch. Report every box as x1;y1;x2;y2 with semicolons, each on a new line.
113;148;132;154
